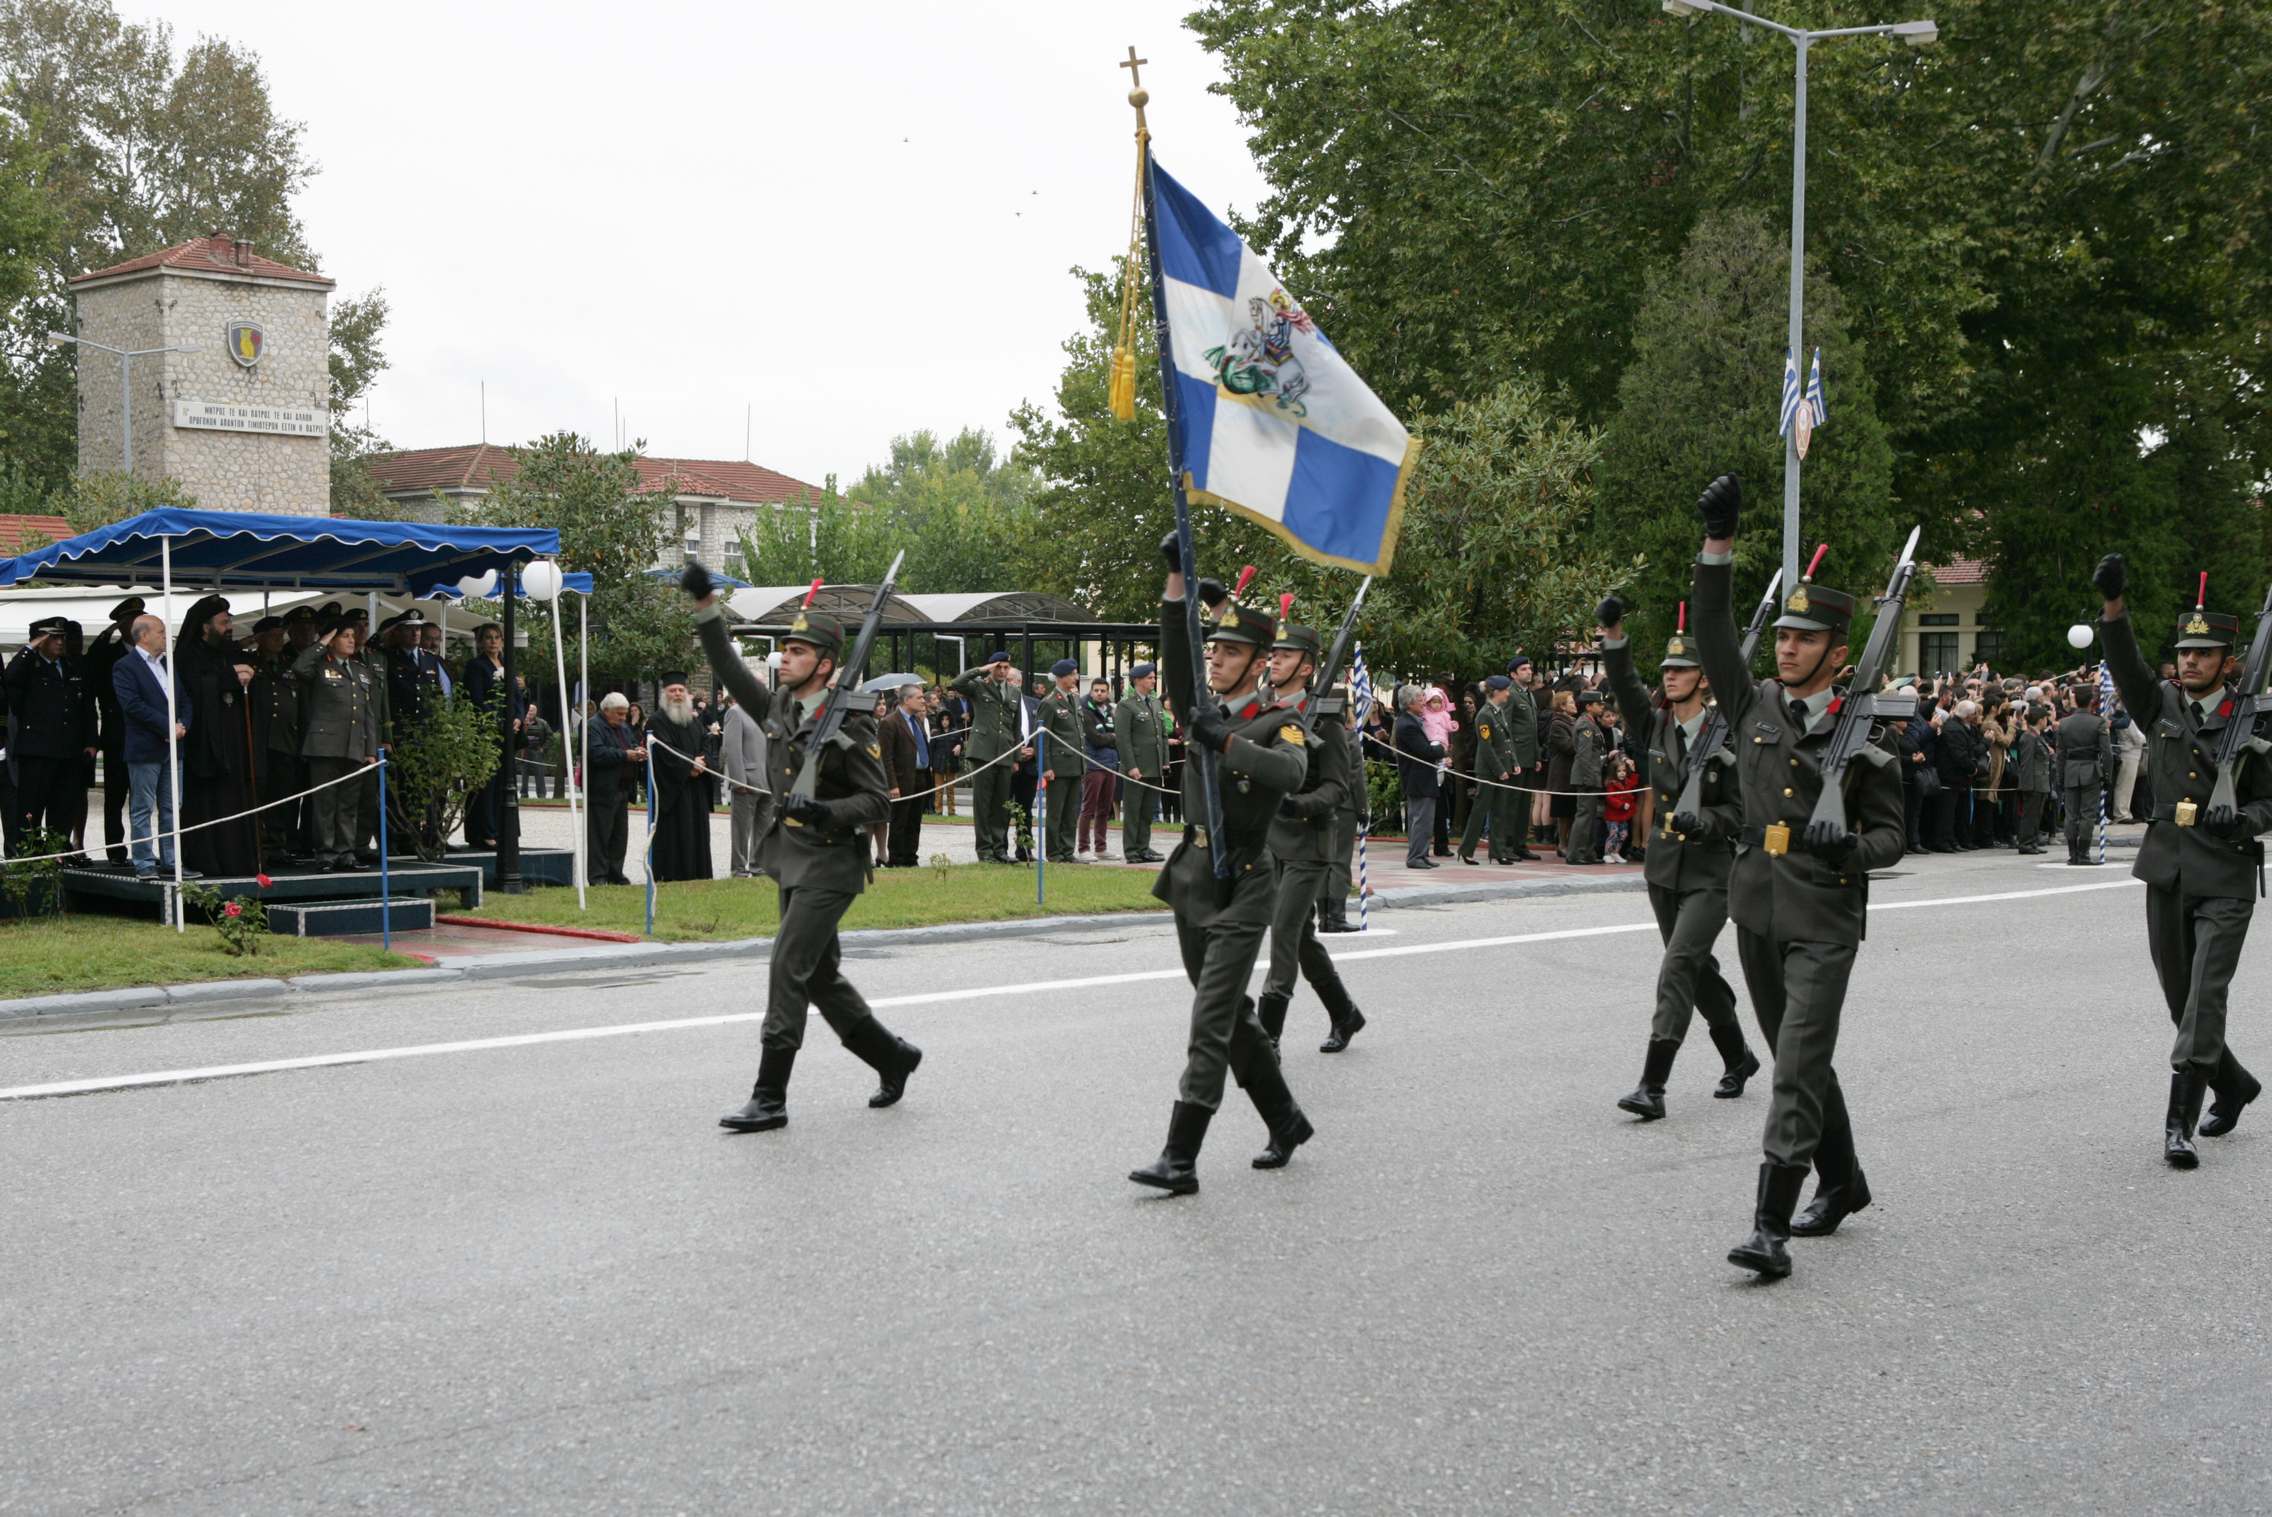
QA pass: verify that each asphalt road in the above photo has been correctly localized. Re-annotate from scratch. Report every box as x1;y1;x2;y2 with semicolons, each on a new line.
5;847;2269;1515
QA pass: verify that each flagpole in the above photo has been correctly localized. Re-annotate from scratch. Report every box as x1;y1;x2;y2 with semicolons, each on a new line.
1130;72;1228;876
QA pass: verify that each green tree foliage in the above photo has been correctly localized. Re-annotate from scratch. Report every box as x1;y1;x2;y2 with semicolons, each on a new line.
1594;209;1896;630
460;434;690;687
380;696;501;864
50;466;190;531
1188;0;2271;653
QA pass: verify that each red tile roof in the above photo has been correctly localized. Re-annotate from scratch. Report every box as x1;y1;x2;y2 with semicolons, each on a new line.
367;443;827;506
0;514;71;552
70;234;334;288
1929;556;1986;586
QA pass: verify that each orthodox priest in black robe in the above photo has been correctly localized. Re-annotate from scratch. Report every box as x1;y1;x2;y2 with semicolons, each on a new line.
176;595;260;877
647;672;714;882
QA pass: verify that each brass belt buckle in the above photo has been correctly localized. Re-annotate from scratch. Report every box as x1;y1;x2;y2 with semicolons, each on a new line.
2175;800;2198;828
1193;826;1210;849
1762;822;1791;857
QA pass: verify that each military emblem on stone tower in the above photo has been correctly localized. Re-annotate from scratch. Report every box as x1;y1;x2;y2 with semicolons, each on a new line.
225;320;264;368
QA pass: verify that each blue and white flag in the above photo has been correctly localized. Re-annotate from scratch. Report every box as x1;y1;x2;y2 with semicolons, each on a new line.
1149;157;1417;575
1350;640;1375;724
1783;347;1827;459
1778;348;1803;438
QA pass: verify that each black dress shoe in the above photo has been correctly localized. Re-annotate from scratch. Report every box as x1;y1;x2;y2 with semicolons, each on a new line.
1708;1022;1762;1098
1790;1169;1872;1236
1130;1101;1212;1194
1458;853;1479;865
1729;1162;1809;1279
721;1048;796;1132
2167;1071;2206;1168
1319;1006;1365;1053
2200;1058;2262;1137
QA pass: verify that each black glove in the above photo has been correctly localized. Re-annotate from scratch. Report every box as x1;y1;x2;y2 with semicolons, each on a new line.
786;793;830;826
1159;530;1183;571
1189;706;1235;754
680;561;715;600
1671;810;1705;839
1696;473;1742;539
1596;594;1626;631
2203;801;2248;839
2092;553;2128;601
1803;819;1858;865
1195;578;1228;610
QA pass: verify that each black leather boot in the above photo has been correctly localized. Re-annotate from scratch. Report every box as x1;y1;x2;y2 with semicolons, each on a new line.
844;1019;923;1108
1706;1021;1761;1097
1728;1162;1808;1278
1129;1101;1213;1194
1314;969;1365;1053
719;1047;795;1132
1240;1051;1315;1169
2199;1051;2262;1138
1319;900;1358;934
2166;1071;2207;1168
1616;1038;1679;1120
1255;991;1290;1048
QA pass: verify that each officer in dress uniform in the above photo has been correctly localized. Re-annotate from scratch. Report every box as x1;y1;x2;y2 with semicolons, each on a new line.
1598;597;1761;1122
2056;686;2110;865
1129;536;1317;1195
682;566;924;1132
1037;658;1084;863
5;615;96;852
245;616;303;862
1316;705;1364;932
2094;555;2272;1165
1457;676;1523;865
292;615;380;872
1113;663;1168;863
950;650;1030;864
1687;475;1907;1280
1254;617;1366;1055
88;595;144;864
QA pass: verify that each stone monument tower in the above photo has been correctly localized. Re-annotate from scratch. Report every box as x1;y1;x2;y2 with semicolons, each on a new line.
67;233;334;516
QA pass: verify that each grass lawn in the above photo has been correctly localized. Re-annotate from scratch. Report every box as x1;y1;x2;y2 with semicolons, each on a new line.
0;917;425;999
462;862;1170;942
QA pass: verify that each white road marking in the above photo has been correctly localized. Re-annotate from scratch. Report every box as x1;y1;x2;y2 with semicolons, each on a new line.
0;877;2144;1102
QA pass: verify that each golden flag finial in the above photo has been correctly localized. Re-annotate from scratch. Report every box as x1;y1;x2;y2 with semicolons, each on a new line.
1107;46;1152;422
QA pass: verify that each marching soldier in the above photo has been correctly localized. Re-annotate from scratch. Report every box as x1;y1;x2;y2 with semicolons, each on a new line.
1114;663;1168;863
1687;475;1907;1279
1598;597;1761;1122
950;651;1030;864
682;566;924;1132
1457;676;1523;865
2093;555;2270;1165
2057;686;2109;865
1038;658;1083;864
1255;617;1366;1055
292;615;380;872
1317;704;1363;932
1130;535;1316;1195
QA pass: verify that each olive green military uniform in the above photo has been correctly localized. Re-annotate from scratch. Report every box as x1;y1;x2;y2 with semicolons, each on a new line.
354;638;390;857
1566;705;1609;863
1114;682;1167;860
1255;624;1364;1052
1129;593;1317;1193
695;602;921;1128
1505;680;1541;850
951;664;1023;862
292;642;379;868
253;645;304;857
2056;705;2109;864
1458;691;1523;863
1037;681;1083;863
2100;602;2272;1151
1695;553;1907;1237
1317;716;1363;930
1602;625;1758;1110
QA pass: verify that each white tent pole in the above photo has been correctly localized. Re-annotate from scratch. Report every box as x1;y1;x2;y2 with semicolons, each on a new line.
550;602;583;911
161;536;182;931
578;595;589;896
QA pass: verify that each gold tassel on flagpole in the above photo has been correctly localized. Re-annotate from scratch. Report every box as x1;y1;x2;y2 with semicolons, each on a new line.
1108;49;1152;422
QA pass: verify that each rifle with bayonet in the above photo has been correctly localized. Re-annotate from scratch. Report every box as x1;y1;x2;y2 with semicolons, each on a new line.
2201;579;2272;834
1298;576;1372;740
788;549;906;804
1669;566;1783;828
1800;526;1923;854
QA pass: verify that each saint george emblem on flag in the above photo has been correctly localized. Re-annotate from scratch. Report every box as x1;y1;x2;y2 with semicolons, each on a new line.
1149;158;1418;575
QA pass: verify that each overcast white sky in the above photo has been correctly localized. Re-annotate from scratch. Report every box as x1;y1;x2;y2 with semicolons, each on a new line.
138;0;1273;488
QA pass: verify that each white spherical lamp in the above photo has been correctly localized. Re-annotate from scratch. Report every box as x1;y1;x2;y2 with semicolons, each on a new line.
521;559;564;603
2066;623;2094;651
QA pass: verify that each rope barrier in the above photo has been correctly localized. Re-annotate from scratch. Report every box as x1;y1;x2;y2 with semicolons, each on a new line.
1;761;380;869
640;731;1026;809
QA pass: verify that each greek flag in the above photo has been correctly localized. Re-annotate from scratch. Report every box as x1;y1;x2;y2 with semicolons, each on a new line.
1350;641;1375;724
1149;157;1417;576
1778;348;1803;437
1805;348;1828;426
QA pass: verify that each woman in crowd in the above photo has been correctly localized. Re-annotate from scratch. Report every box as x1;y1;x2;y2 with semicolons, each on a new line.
1421;686;1459;857
930;683;966;818
1546;688;1578;855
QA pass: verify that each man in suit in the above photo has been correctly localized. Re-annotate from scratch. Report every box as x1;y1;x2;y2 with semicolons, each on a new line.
1114;663;1168;863
2057;686;2109;865
950;652;1031;863
5;615;97;852
2095;556;2272;1165
584;694;646;885
2012;706;2052;856
881;688;933;867
720;686;770;877
110;612;198;880
458;622;521;849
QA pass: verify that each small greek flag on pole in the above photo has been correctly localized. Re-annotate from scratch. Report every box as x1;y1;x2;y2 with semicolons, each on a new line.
1349;641;1376;931
1148;158;1418;575
1795;348;1827;461
1778;348;1803;439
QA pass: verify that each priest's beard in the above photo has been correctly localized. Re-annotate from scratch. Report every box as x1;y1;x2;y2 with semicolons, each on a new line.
660;693;695;725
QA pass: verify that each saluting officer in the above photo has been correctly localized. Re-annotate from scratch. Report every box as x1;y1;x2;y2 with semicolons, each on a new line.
1130;536;1317;1195
951;650;1030;864
1113;663;1168;863
5;615;97;852
1255;616;1366;1055
1457;675;1523;865
2094;555;2271;1165
292;614;381;872
1037;658;1084;864
248;616;303;862
1687;475;1906;1280
1598;597;1761;1122
683;565;924;1133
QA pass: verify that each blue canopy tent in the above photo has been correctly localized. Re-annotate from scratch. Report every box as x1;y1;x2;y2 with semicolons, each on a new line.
0;508;572;925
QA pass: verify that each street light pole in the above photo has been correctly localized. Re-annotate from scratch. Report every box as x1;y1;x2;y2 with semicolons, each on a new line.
46;332;199;479
1661;1;1935;594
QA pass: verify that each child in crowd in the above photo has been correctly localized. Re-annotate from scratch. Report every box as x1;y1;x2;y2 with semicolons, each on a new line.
1602;751;1641;866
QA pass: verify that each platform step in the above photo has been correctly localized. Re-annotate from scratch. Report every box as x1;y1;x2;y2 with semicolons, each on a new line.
267;897;435;938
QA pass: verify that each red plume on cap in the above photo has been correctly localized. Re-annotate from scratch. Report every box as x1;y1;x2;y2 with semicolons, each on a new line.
1280;592;1295;621
801;577;822;609
1234;564;1257;598
1677;600;1688;633
2197;571;2209;610
1804;544;1830;581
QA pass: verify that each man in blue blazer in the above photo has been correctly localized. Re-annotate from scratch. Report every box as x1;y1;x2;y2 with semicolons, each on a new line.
111;613;199;880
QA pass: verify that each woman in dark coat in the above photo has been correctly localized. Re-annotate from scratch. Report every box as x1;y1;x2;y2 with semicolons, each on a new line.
930;686;966;817
176;595;260;877
1545;689;1578;851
